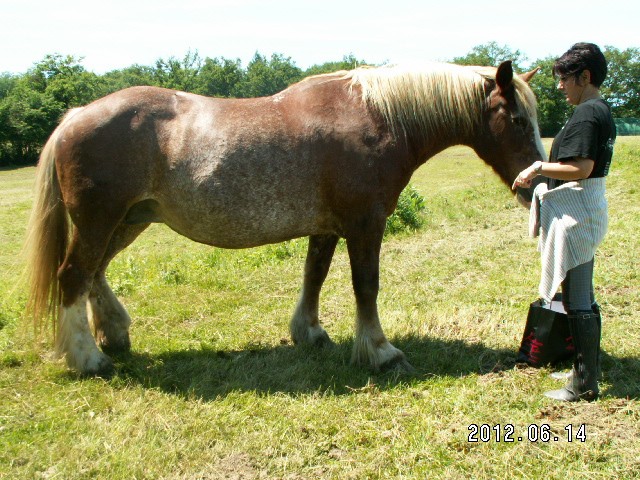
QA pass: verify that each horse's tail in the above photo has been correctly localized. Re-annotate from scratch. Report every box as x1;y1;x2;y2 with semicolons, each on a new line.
24;108;82;336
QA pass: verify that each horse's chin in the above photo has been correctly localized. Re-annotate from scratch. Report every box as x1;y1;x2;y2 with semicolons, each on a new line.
516;175;546;209
516;191;532;209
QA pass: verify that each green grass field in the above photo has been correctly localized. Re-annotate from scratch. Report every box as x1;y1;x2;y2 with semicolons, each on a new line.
1;138;639;479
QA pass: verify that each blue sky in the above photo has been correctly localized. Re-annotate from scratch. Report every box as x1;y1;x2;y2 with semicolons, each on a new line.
2;0;638;74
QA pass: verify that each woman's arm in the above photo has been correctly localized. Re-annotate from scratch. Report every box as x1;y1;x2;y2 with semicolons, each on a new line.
512;158;595;190
538;158;595;180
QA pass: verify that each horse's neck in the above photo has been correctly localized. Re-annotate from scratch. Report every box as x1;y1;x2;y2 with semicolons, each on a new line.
404;110;481;167
413;132;476;168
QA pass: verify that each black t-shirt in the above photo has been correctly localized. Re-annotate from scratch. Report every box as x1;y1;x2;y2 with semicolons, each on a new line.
548;98;616;189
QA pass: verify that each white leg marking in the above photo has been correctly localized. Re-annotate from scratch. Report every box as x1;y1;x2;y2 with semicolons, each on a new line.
352;313;409;371
88;276;131;350
290;292;332;346
352;331;404;370
57;293;113;374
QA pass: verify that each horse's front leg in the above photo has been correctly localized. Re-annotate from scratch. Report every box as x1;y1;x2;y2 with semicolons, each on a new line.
346;226;413;372
290;234;339;347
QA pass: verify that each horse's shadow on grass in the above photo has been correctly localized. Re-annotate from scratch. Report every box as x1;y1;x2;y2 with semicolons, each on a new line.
99;333;615;401
109;334;640;401
111;334;504;400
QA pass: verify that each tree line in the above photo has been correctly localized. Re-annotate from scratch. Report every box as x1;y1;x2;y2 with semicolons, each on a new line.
1;43;638;166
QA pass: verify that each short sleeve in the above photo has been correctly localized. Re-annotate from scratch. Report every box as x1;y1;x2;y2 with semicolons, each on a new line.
555;119;598;161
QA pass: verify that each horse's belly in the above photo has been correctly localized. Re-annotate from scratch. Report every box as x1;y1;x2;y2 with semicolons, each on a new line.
156;183;329;249
154;133;340;247
170;210;323;248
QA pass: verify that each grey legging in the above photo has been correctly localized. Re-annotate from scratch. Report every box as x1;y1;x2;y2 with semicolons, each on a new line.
561;258;596;313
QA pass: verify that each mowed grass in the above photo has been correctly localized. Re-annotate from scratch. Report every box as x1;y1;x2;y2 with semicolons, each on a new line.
1;138;639;479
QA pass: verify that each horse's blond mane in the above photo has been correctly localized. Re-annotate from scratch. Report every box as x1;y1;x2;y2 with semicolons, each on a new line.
343;63;537;141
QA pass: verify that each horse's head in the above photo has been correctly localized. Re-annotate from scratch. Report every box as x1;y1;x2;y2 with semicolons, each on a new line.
470;61;546;206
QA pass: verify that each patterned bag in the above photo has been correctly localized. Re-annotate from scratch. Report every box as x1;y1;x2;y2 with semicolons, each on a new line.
516;294;574;367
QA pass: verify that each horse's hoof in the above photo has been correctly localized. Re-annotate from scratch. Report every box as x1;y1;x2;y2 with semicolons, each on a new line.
71;352;115;379
379;355;416;374
82;363;115;379
86;357;115;378
99;335;131;355
352;338;414;374
291;324;334;348
312;329;336;348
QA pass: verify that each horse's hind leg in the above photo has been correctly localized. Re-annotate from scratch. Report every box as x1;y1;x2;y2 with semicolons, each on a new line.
89;223;149;354
290;234;339;347
57;227;116;375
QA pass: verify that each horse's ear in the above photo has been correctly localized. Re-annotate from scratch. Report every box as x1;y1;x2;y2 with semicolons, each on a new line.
520;67;540;83
496;61;513;90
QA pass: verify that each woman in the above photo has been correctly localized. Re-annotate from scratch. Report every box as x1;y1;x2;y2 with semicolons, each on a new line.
512;43;616;402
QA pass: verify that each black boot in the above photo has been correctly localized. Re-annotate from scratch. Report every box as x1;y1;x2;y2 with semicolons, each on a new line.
549;302;601;382
544;311;600;402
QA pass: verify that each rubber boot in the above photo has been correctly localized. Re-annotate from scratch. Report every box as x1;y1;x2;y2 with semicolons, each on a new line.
549;303;601;382
544;311;600;402
550;370;572;380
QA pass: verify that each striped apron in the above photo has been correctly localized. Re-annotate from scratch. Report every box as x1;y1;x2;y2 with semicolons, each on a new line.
528;177;608;302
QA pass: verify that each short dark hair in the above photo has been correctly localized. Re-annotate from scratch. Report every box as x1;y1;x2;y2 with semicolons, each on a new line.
553;43;607;87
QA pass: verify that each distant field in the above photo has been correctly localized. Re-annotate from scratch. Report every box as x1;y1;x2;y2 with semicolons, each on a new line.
1;138;639;479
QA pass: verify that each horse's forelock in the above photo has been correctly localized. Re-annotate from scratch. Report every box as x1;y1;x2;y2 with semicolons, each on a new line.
460;65;539;122
511;74;539;122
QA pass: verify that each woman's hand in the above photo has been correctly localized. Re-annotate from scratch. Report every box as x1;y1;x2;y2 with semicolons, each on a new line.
512;161;542;190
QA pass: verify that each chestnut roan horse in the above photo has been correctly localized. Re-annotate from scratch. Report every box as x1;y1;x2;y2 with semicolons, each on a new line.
25;61;543;376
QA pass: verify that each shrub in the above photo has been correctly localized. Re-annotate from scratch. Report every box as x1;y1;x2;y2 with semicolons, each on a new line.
385;184;427;235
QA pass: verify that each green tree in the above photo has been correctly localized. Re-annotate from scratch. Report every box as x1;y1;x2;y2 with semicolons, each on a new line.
22;53;103;108
304;54;366;76
452;41;527;71
529;57;571;137
0;54;98;165
234;53;302;98
46;71;104;107
100;64;157;94
196;57;245;97
153;50;202;92
0;73;17;99
602;46;640;118
0;81;64;164
25;54;85;91
0;99;12;163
